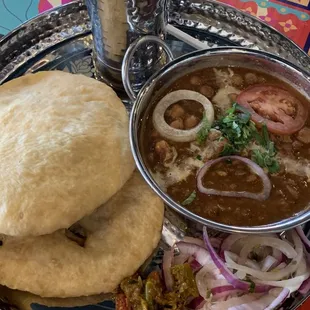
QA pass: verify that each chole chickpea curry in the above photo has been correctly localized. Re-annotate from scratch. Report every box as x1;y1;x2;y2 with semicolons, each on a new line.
140;67;310;226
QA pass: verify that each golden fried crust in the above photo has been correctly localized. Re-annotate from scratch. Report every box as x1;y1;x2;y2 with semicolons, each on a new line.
0;286;112;309
0;172;164;298
0;71;134;236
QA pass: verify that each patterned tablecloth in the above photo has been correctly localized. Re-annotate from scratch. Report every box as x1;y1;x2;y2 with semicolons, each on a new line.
0;0;309;54
0;0;309;309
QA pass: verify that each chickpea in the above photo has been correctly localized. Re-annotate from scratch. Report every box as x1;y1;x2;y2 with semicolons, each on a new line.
184;115;199;129
166;104;185;120
190;75;202;86
245;72;258;85
200;85;215;98
170;118;184;129
155;140;171;161
231;74;244;87
217;171;228;177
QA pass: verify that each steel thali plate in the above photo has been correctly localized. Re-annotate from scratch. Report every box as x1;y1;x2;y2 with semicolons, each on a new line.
0;1;309;309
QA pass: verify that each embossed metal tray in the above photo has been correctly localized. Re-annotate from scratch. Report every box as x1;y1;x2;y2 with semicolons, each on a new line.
0;1;309;309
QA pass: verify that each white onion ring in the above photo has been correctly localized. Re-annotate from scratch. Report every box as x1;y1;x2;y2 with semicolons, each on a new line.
296;226;310;252
152;90;214;142
224;231;303;281
220;234;248;258
203;227;272;293
197;156;272;201
260;255;278;272
225;251;260;270
238;236;297;264
255;273;310;293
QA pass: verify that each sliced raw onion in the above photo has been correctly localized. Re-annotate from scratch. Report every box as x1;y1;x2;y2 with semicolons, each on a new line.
203;227;271;293
225;251;260;270
211;293;263;310
162;246;174;291
260;255;278;272
238;236;297;264
173;253;189;265
195;264;229;299
272;262;287;271
152;90;214;142
255;273;309;293
177;242;214;266
187;296;205;310
189;258;203;272
265;288;290;310
296;226;310;252
220;234;248;257
211;285;236;295
272;248;283;265
212;288;244;301
227;288;288;310
197;156;272;201
298;276;310;295
225;230;303;281
183;236;205;247
296;256;308;276
184;235;222;249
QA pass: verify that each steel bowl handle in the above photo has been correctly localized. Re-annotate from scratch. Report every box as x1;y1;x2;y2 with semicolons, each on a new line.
122;35;174;102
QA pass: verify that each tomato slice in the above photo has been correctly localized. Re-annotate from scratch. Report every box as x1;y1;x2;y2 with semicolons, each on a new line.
237;84;308;135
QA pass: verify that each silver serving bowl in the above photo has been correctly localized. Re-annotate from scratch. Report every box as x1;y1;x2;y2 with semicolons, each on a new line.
123;36;310;234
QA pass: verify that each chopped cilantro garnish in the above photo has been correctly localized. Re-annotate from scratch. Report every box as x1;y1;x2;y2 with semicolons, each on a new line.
196;155;202;161
216;104;280;174
197;112;211;145
248;280;256;293
181;191;196;206
216;103;257;152
251;124;280;174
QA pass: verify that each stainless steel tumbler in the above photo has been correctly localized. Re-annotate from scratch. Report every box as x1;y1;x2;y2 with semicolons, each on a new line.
85;0;167;91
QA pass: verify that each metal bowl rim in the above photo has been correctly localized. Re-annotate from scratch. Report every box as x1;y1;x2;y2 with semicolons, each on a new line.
130;46;310;234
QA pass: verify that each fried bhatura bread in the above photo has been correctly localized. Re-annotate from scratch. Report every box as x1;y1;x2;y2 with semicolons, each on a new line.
0;171;164;298
0;286;112;309
0;71;134;236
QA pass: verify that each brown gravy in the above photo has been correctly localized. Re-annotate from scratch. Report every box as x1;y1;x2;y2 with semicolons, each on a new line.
139;67;310;226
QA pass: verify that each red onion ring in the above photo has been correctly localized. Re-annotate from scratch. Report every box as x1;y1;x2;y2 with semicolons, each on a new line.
212;288;244;301
189;258;203;272
298;276;310;295
296;226;310;252
177;242;214;266
187;296;205;310
203;227;272;293
211;285;236;295
197;156;272;201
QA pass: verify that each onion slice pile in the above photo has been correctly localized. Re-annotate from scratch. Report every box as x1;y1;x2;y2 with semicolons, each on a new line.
152;90;214;142
197;156;272;201
161;225;310;310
